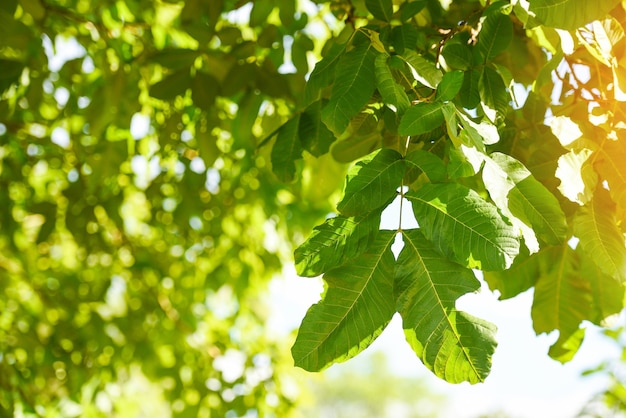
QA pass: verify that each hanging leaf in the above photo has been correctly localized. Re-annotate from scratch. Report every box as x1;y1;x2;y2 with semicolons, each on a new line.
149;69;192;101
479;66;509;121
460;69;481;109
442;42;473;71
574;187;626;282
555;149;597;205
398;102;445;136
271;115;302;182
304;40;349;102
294;210;382;277
594;139;626;214
404;150;447;183
337;148;405;216
321;42;377;135
396;230;497;384
391;23;418;53
488;153;568;245
579;247;625;326
375;53;411;114
478;12;513;62
299;100;336;157
365;0;394;22
531;245;592;360
399;50;442;89
436;70;464;102
529;0;621;30
292;231;397;371
407;182;520;271
548;328;585;364
484;246;542;300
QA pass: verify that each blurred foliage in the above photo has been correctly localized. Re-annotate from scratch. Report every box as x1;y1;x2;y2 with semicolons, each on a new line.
0;0;347;416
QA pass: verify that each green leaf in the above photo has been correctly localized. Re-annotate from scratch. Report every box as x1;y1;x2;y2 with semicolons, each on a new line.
304;40;348;102
579;248;625;326
391;23;418;53
232;92;263;149
292;231;397;371
299;100;335;157
294;210;382;277
404;150;447;183
484;246;541;299
191;72;219;110
271;115;302;182
407;183;520;270
149;69;192;101
478;12;513;61
548;328;585;364
574;187;626;282
400;0;427;21
488;153;568;245
331;113;381;163
375;53;411;114
396;230;497;384
322;42;377;135
460;69;481;109
442;43;473;71
595;139;626;214
365;0;393;22
479;66;508;121
337;148;405;216
529;0;621;30
399;50;442;89
398;102;445;136
436;71;464;102
149;49;201;70
531;245;592;350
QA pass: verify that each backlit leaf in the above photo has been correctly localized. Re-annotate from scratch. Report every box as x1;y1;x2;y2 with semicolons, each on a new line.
396;230;497;384
294;210;382;277
531;245;592;358
292;231;397;371
337;148;405;216
399;50;442;89
479;66;509;120
398;102;445;136
574;187;626;282
489;153;568;245
594;139;626;214
407;183;520;270
530;0;621;30
404;150;447;183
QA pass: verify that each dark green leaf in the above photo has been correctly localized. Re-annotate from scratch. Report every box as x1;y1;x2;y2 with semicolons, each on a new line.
271;115;302;182
365;0;394;22
304;40;349;102
299;100;336;156
396;230;497;384
321;42;377;135
400;0;426;21
149;49;200;70
479;66;508;120
460;69;481;109
191;72;219;110
149;69;192;101
391;23;418;53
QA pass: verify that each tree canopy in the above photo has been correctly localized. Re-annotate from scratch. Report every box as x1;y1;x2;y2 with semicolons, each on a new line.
1;0;626;415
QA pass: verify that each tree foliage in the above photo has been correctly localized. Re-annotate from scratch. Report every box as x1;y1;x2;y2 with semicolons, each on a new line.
1;0;626;415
